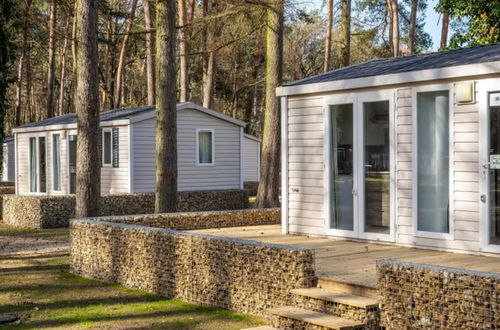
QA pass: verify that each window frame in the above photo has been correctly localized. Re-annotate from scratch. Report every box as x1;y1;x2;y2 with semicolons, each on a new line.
196;128;215;166
28;133;48;195
52;133;62;192
102;127;113;167
411;84;454;240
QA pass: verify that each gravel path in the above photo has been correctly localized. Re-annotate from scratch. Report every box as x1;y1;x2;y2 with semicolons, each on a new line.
0;231;70;258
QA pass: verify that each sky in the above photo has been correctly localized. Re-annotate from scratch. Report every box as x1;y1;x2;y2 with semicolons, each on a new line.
423;0;443;51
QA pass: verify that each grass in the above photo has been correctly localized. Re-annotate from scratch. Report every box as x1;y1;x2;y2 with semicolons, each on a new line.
0;223;265;329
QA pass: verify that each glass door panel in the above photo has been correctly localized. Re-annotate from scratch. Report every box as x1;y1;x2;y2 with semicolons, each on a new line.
489;101;500;245
363;101;390;234
330;104;354;230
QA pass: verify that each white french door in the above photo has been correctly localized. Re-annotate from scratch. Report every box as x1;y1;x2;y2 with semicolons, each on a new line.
480;78;500;254
324;90;395;242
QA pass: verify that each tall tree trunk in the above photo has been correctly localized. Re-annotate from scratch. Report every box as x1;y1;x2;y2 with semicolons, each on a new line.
144;0;156;105
155;0;178;213
202;0;216;108
58;18;70;116
389;0;399;56
440;11;449;49
114;0;139;108
408;0;417;54
26;42;33;123
178;0;189;102
46;0;57;119
75;0;100;217
338;0;351;68
255;0;283;208
324;0;333;72
15;0;31;127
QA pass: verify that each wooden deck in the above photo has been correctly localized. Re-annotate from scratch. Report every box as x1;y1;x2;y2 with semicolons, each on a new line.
189;224;500;288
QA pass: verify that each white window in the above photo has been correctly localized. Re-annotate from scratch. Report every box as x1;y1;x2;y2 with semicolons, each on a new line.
103;128;112;166
29;136;47;193
197;129;214;165
413;87;453;238
52;134;61;191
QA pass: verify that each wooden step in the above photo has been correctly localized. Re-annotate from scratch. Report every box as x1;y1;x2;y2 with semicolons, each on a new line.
291;288;378;309
269;306;365;329
317;277;377;299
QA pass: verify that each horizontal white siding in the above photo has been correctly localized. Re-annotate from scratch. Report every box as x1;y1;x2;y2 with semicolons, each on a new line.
243;136;260;182
287;95;325;233
133;108;241;192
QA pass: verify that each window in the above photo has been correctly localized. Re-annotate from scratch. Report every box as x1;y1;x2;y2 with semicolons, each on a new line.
53;134;61;191
29;136;47;193
197;129;214;165
29;138;37;192
103;129;112;165
416;90;450;233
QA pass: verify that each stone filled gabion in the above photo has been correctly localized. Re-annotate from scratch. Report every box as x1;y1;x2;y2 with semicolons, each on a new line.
377;259;500;329
0;185;15;219
243;181;259;196
94;208;280;230
2;189;250;228
70;219;316;317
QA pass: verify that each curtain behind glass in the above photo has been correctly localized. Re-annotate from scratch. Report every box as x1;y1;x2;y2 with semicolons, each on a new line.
53;134;61;191
199;131;212;164
417;91;449;233
30;138;37;192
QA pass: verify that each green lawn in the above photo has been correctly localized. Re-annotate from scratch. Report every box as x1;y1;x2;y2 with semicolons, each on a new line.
0;223;264;329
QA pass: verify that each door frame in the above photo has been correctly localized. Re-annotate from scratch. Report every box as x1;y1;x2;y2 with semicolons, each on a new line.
323;89;396;242
479;78;500;254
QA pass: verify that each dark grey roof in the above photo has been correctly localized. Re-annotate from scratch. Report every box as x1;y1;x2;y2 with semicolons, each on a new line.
3;136;13;143
286;43;500;87
17;105;155;129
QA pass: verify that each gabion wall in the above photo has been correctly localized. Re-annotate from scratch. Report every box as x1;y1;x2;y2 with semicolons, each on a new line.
94;208;280;230
243;181;259;196
3;189;249;228
70;218;316;317
0;185;15;219
377;259;500;329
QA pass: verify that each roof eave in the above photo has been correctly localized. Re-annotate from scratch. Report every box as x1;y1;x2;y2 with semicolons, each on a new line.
13;119;131;134
276;61;500;97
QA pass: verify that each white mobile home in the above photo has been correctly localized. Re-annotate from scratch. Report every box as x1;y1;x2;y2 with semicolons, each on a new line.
278;44;500;255
2;136;15;182
242;134;261;182
13;102;260;196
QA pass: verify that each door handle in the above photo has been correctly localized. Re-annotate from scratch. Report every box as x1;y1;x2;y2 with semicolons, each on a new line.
364;164;373;168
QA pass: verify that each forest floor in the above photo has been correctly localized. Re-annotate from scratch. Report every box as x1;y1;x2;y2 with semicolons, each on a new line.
0;222;264;329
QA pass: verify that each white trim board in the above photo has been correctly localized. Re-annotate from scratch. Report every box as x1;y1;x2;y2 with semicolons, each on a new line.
277;61;500;97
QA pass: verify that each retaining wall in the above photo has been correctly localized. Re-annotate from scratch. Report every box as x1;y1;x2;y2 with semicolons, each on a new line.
243;181;259;196
3;190;249;228
70;218;316;317
377;259;500;329
94;208;280;230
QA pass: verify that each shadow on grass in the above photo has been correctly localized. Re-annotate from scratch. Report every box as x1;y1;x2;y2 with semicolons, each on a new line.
0;264;68;274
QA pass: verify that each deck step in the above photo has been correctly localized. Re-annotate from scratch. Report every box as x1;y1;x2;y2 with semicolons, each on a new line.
317;277;377;299
291;288;378;309
269;306;365;329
